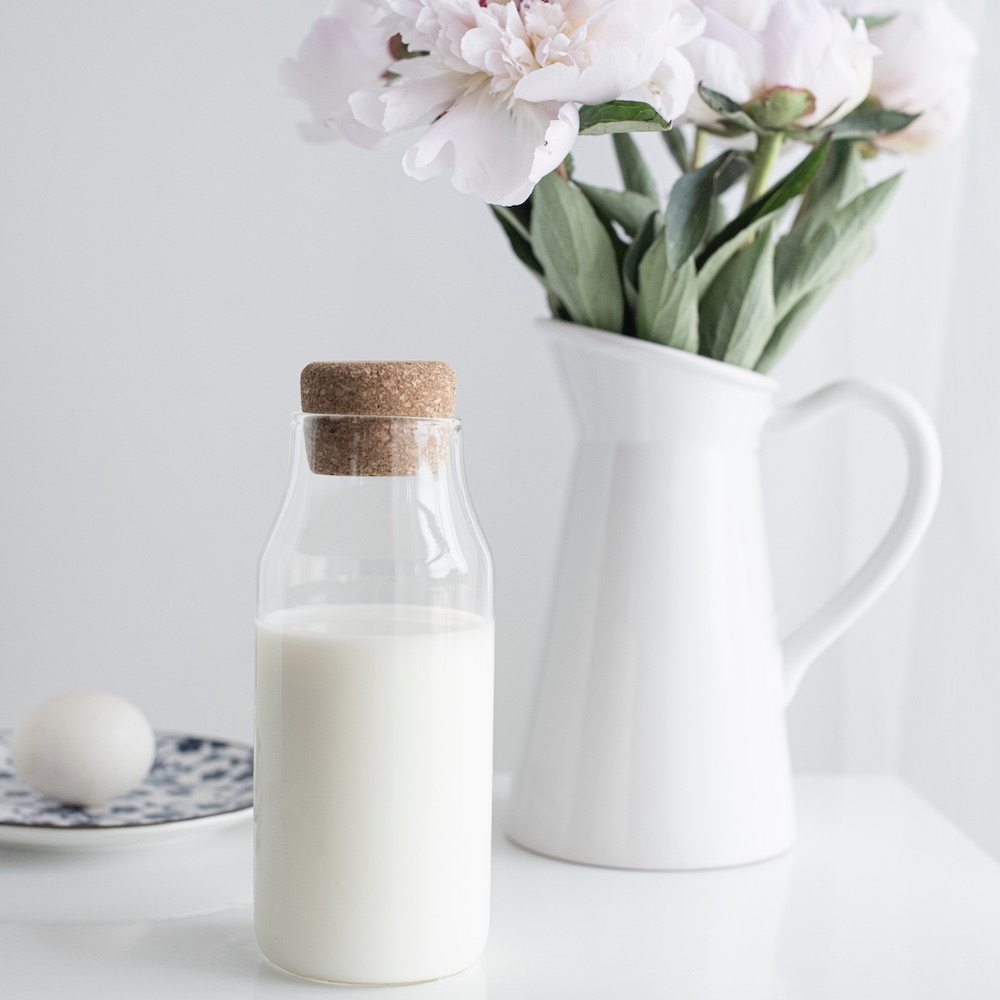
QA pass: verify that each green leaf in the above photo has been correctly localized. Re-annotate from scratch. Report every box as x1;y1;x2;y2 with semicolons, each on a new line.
715;154;752;195
622;210;662;308
695;211;783;297
699;221;777;369
744;87;816;130
577;183;659;239
791;138;866;243
635;237;699;353
774;173;900;321
665;150;746;271
613;132;658;200
491;204;543;276
757;226;875;371
579;100;672;136
662;128;690;173
547;291;572;323
697;137;830;266
696;84;761;135
856;13;895;30
755;284;834;374
826;105;920;139
799;98;920;142
530;172;624;333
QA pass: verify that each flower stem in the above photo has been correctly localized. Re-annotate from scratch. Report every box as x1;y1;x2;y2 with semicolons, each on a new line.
743;132;783;209
691;129;707;170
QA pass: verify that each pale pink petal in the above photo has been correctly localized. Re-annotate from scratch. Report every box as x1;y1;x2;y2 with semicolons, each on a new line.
530;102;581;183
870;1;977;153
514;48;645;105
351;63;468;132
624;48;697;122
282;4;393;145
692;0;771;32
389;0;479;71
402;86;578;206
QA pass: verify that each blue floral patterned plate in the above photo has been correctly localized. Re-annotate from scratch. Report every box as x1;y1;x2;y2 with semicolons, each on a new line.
0;731;253;849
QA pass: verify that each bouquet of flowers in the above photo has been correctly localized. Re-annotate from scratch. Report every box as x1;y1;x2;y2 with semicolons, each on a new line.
284;0;976;372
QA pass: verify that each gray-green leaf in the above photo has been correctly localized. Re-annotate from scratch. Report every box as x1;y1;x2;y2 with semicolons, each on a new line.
531;172;624;333
699;222;777;369
758;232;874;372
697;84;761;135
858;13;896;30
774;173;900;322
662;128;690;173
755;283;835;374
665;150;747;271
579;100;672;135
612;132;658;200
636;236;699;353
791;138;865;244
826;106;919;139
491;205;543;276
695;210;784;297
622;210;662;309
577;183;658;239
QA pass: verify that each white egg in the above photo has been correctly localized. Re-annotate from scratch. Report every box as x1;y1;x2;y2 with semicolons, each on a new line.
10;692;156;807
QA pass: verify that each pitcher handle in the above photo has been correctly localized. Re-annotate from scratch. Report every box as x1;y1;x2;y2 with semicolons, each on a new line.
767;379;942;705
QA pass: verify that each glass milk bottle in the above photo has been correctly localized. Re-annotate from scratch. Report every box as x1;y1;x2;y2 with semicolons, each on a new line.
254;362;494;986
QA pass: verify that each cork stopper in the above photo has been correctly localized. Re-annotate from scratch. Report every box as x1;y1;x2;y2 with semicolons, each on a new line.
301;361;456;419
300;362;457;476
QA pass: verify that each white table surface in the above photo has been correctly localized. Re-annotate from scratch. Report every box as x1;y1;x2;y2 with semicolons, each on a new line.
2;774;998;999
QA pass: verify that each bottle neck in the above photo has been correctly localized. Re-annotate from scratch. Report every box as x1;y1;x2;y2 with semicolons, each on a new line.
258;414;492;623
302;414;456;477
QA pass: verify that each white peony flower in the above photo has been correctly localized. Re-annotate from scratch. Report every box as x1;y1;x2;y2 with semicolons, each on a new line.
281;0;394;148
685;0;878;129
346;0;705;205
869;1;978;154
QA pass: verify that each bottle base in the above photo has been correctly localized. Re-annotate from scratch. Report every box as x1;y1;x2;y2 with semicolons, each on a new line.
262;954;482;988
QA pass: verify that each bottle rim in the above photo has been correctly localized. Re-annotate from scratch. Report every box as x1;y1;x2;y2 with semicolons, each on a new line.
292;412;461;430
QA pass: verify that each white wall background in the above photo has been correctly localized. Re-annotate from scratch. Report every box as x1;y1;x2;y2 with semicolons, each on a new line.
1;2;997;857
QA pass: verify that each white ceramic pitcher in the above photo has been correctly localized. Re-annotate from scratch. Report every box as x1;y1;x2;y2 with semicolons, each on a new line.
508;322;941;870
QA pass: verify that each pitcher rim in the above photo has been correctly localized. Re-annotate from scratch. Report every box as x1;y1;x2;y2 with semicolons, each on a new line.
539;319;778;395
